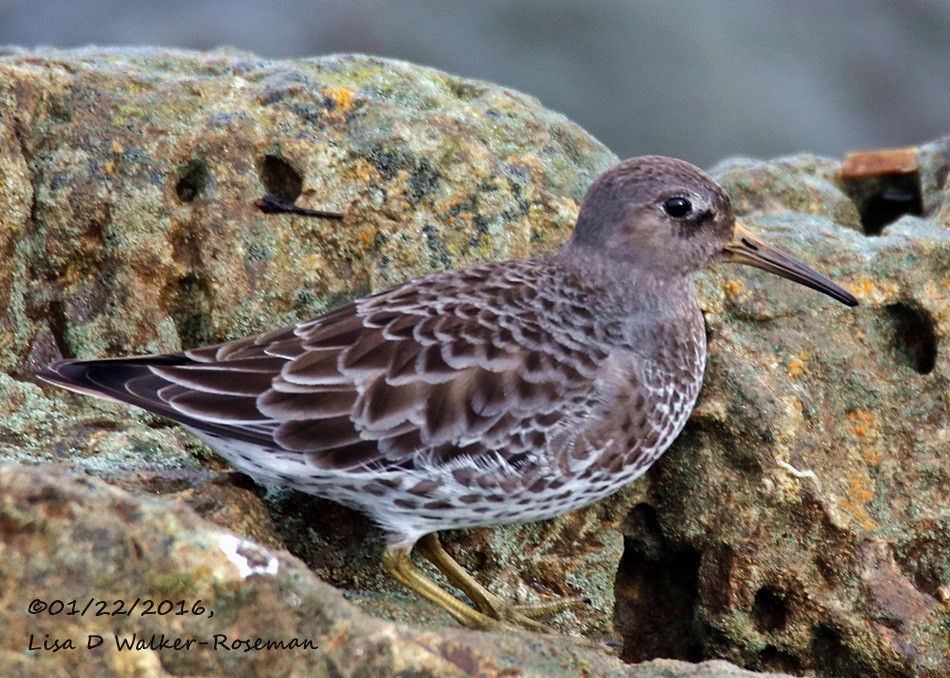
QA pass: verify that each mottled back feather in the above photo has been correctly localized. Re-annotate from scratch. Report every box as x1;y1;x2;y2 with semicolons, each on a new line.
39;258;640;473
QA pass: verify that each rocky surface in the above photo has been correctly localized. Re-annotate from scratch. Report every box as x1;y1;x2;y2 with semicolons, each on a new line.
0;48;948;676
1;463;667;677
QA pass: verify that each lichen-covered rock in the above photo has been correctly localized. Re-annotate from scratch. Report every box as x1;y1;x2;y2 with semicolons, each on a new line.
1;463;663;676
1;46;610;372
0;47;948;676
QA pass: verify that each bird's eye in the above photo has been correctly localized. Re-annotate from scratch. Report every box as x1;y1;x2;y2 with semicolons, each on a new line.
662;196;692;218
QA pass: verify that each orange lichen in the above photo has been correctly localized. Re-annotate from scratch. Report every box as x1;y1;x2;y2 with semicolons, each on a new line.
354;227;376;253
846;278;874;298
788;351;810;377
323;85;354;114
510;153;542;170
840;476;878;531
353;162;378;184
302;254;324;270
849;476;873;503
724;279;744;298
845;409;879;441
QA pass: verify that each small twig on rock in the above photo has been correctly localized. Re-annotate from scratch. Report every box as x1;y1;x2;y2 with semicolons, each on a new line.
255;194;344;219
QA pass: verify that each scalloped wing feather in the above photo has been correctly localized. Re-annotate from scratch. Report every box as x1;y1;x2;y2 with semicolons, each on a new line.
37;260;616;472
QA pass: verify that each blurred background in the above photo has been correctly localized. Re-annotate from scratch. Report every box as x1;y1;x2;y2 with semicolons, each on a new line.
0;0;947;167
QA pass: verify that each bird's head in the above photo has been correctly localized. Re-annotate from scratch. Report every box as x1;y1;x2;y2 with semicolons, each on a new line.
570;156;857;306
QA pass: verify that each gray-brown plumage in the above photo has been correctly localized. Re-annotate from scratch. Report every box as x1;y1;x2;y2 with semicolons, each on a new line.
38;156;858;630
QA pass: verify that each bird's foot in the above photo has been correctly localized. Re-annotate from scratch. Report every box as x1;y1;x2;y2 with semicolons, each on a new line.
467;591;589;633
413;533;588;632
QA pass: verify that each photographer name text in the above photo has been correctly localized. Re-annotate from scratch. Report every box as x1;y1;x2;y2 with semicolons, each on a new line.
28;632;318;653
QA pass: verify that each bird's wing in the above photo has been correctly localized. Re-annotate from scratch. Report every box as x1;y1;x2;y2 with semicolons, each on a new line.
39;260;614;471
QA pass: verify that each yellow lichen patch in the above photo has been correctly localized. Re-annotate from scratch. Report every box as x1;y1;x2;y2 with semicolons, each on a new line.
846;278;874;298
724;279;744;298
787;351;810;378
302;253;326;271
322;85;354;114
845;409;879;442
840;475;878;531
843;277;896;304
504;152;543;180
354;226;376;254
849;476;873;504
879;280;898;296
523;198;577;252
352;162;378;184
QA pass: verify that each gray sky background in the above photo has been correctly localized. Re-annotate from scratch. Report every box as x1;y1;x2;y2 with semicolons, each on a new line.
0;0;947;167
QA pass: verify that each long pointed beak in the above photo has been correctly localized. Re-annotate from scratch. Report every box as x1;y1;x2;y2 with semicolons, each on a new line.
723;223;858;307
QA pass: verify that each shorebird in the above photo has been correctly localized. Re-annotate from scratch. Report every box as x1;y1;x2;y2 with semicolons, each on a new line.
38;156;857;630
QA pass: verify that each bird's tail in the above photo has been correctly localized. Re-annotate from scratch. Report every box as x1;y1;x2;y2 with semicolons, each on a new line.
36;354;217;432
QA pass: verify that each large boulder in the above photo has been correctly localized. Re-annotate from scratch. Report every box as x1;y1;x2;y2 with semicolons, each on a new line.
2;462;696;676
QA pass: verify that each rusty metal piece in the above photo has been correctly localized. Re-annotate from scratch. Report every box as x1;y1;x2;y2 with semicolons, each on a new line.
841;147;919;180
840;146;923;235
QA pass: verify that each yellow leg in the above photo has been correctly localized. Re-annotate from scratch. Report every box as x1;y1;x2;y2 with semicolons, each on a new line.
383;533;589;631
382;541;502;629
414;533;588;629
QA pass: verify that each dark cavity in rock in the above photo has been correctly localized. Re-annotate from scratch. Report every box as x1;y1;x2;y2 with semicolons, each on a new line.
260;155;303;203
615;503;703;663
885;302;937;375
175;158;209;203
752;586;788;633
